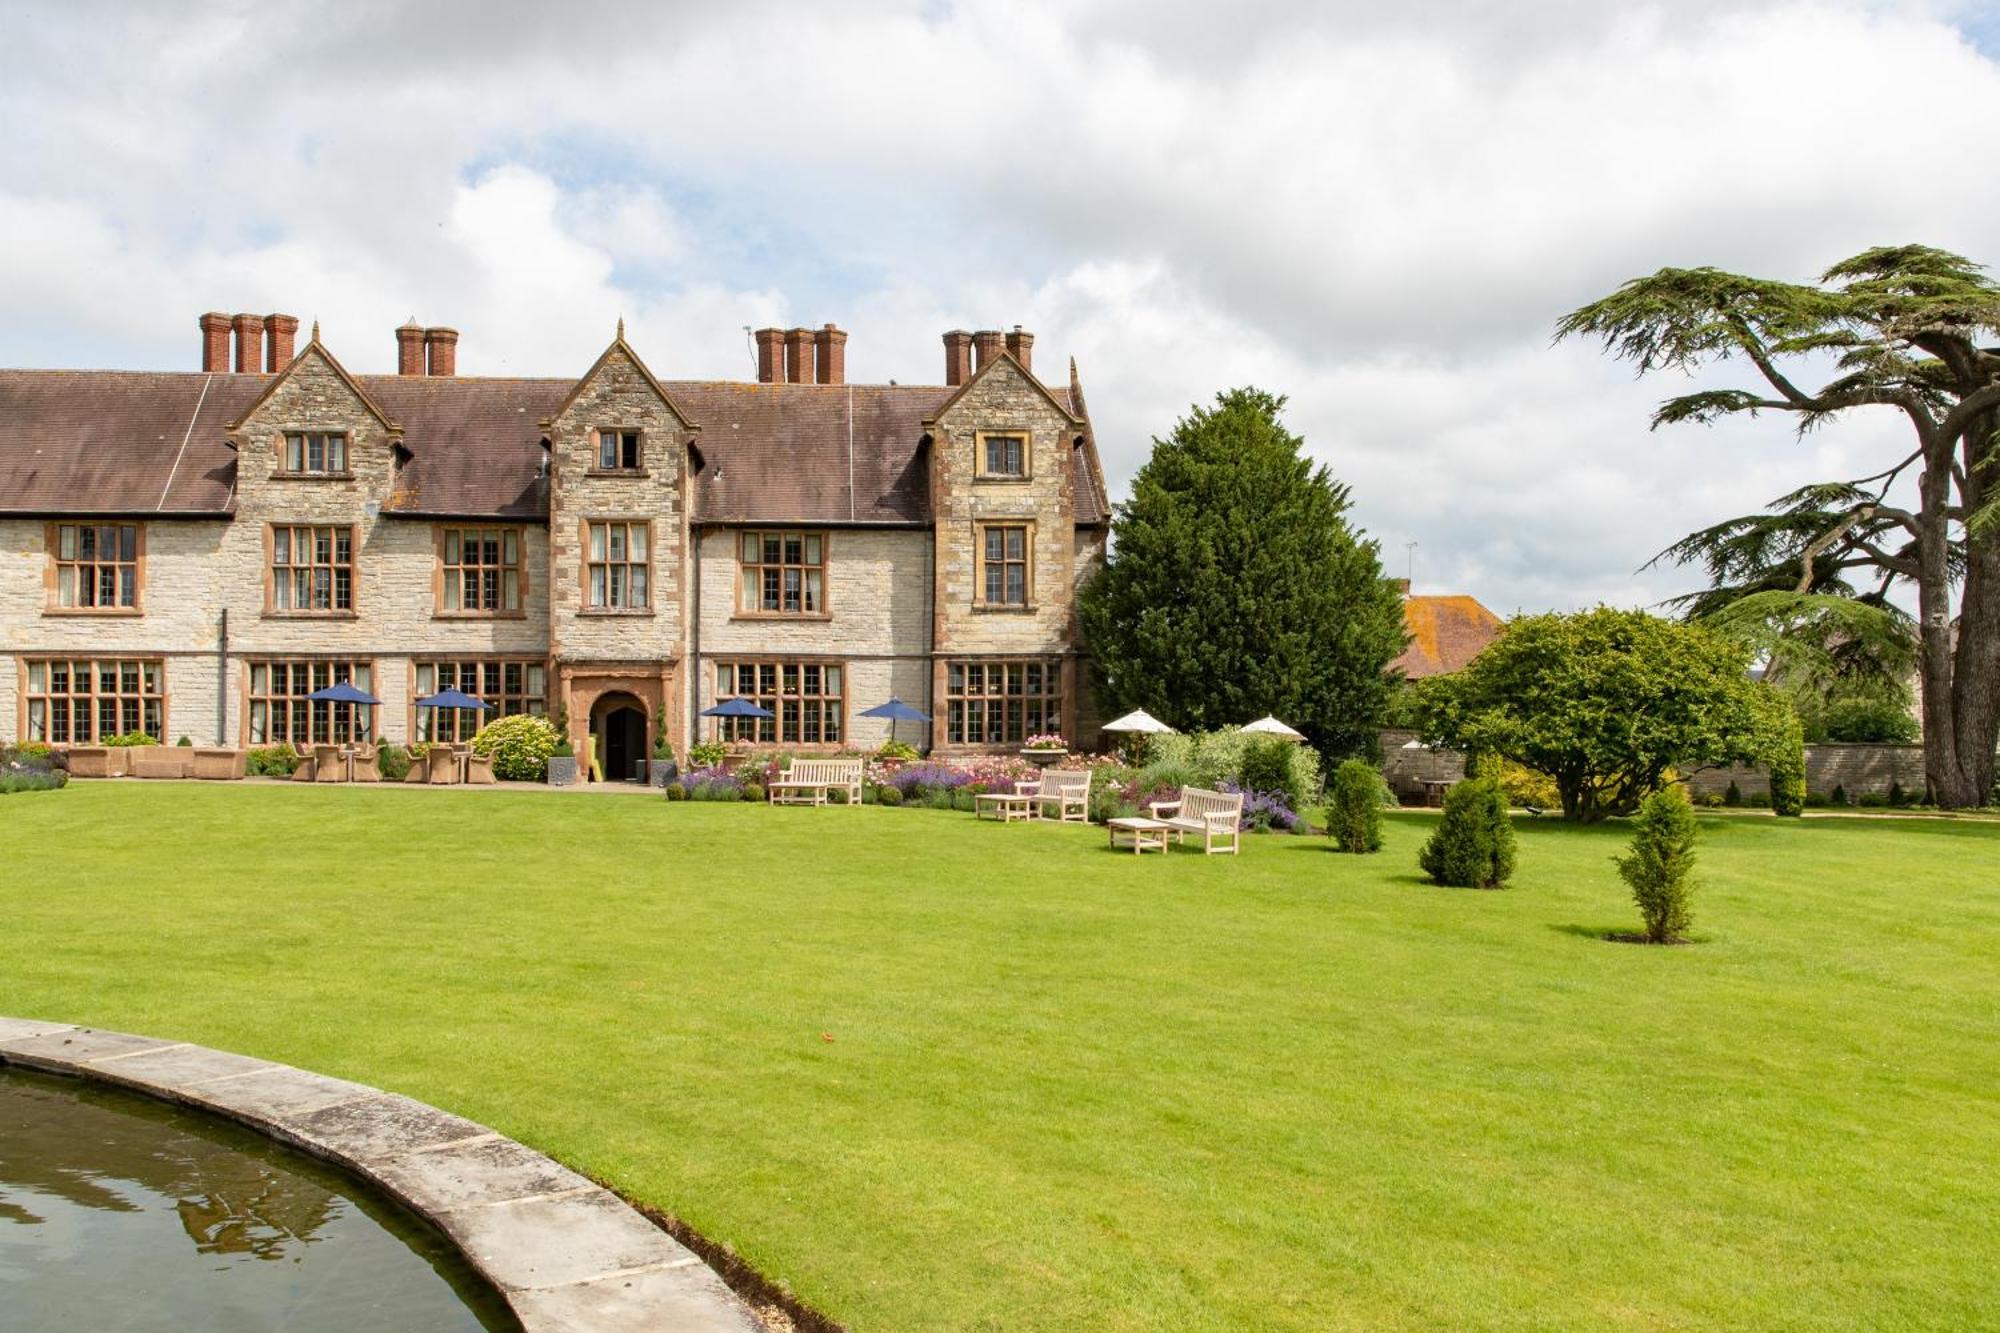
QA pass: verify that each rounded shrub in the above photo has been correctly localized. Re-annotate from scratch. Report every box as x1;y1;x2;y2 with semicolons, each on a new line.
376;743;411;782
741;781;766;803
1326;758;1386;853
1618;782;1698;942
471;713;561;781
875;785;904;807
1417;777;1516;888
663;781;688;801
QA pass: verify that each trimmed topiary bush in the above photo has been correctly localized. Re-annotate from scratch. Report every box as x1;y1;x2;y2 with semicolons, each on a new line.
472;713;561;781
1618;782;1698;942
1418;777;1516;888
1723;780;1742;808
1768;713;1806;818
741;781;766;804
875;785;904;807
1829;783;1848;807
1326;758;1386;853
104;731;157;747
663;781;688;801
376;743;411;782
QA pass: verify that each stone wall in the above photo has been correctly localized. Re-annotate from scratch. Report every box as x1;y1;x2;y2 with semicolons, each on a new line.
1379;727;1467;800
693;526;932;750
1682;743;1930;801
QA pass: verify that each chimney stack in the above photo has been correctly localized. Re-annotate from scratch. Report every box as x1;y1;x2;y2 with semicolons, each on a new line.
425;326;458;377
265;314;299;372
396;320;425;376
199;312;231;373
784;327;814;384
814;324;847;384
1004;326;1034;373
942;330;972;386
754;327;784;383
972;329;1004;370
1392;578;1411;597
231;314;265;374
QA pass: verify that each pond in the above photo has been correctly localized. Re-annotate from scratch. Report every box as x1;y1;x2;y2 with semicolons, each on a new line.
0;1067;516;1330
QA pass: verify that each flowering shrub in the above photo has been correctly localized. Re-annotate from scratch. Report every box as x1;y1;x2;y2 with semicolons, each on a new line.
103;731;158;747
1223;781;1306;833
471;713;562;781
874;738;919;762
1023;732;1067;750
1;743;66;794
681;766;752;801
687;740;727;768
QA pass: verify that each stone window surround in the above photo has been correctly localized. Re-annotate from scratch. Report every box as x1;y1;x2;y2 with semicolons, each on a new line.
974;428;1033;481
409;656;549;742
710;656;847;748
43;520;146;617
942;656;1064;747
432;524;531;620
263;522;362;619
586;425;650;477
577;516;655;617
971;518;1037;612
18;655;168;745
243;655;379;747
275;430;354;479
731;528;834;621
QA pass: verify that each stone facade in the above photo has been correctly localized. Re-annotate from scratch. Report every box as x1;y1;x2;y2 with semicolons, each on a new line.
0;324;1109;764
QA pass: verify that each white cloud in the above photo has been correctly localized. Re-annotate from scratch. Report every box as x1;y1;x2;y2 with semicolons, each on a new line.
0;0;1993;612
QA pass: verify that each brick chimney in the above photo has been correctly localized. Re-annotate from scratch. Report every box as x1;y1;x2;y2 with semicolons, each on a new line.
231;314;265;374
265;314;299;372
942;330;972;386
1004;326;1034;373
814;324;847;384
199;312;231;373
425;326;458;377
972;329;1004;370
784;327;814;384
754;327;784;383
396;320;425;376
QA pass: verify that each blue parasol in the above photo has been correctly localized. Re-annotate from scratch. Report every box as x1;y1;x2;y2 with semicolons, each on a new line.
858;696;930;746
306;681;381;705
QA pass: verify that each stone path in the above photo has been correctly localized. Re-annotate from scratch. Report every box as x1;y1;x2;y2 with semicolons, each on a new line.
0;1017;763;1332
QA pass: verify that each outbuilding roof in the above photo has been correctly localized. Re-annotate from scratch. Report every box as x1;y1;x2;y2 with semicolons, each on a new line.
1392;594;1504;678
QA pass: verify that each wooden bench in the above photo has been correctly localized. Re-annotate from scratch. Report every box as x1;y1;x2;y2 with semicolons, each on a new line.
768;758;863;806
1020;769;1092;823
1147;786;1245;855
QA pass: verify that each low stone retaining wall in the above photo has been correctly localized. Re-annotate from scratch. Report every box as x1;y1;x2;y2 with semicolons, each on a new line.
0;1017;761;1333
1379;728;1465;801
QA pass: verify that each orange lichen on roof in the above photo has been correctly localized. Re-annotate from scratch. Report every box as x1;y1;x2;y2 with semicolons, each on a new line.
1393;594;1503;678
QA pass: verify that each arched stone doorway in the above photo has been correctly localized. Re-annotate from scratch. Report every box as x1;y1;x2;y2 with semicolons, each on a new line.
591;691;648;783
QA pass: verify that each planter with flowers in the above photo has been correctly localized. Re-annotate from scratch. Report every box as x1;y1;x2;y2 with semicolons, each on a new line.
1021;733;1069;767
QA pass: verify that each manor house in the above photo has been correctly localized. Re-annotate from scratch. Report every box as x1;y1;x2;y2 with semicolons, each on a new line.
0;314;1110;777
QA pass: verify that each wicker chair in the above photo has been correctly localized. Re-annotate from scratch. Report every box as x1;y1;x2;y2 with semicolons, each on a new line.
463;752;496;785
290;755;319;782
312;744;347;783
403;749;432;783
192;748;246;780
427;749;462;785
349;745;381;783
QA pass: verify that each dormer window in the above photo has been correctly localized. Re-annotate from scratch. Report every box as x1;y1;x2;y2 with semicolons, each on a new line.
282;431;349;476
977;431;1028;479
596;429;642;472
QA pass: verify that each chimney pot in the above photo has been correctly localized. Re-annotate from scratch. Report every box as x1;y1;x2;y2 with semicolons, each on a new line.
942;329;972;387
396;320;425;376
230;313;265;374
753;327;785;384
814;324;847;384
425;326;458;377
199;312;231;373
783;327;814;384
1004;326;1034;373
264;313;299;373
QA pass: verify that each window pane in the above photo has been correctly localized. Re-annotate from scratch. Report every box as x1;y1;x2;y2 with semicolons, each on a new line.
590;524;606;560
443;569;461;610
630;566;648;608
804;535;821;564
629;525;647;562
120;526;137;560
58;525;76;559
1006;527;1025;559
503;570;520;610
804;569;822;612
1007;567;1025;604
589;566;606;606
56;567;75;607
330;436;347;471
609;526;626;561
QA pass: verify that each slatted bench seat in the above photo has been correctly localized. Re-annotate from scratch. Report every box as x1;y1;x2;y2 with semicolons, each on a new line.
768;758;863;807
1147;786;1245;855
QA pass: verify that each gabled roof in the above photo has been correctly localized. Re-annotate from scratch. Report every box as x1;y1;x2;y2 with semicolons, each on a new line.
923;350;1083;429
0;344;1109;525
1392;594;1504;678
228;338;398;434
545;332;696;433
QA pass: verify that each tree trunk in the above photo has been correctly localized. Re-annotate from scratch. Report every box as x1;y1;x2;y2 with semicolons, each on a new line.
1944;419;2000;806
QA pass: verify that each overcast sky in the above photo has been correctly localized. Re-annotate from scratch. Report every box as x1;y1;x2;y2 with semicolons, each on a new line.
3;0;1997;613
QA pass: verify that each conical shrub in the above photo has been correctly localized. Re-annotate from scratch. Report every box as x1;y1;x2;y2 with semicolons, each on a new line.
1418;776;1516;888
1617;783;1698;942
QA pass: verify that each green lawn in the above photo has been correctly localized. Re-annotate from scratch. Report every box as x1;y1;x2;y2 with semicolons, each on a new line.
4;785;1997;1330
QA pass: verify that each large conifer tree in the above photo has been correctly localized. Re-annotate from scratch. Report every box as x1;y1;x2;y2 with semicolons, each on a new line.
1078;388;1408;758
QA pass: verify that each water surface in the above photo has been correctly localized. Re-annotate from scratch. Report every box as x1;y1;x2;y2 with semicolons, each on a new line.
0;1067;516;1331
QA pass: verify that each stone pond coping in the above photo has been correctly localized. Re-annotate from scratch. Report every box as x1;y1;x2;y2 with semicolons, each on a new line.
0;1016;763;1333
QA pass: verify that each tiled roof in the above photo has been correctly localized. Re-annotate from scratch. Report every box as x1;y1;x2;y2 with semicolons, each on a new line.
0;368;1109;525
0;370;263;513
1392;594;1503;678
